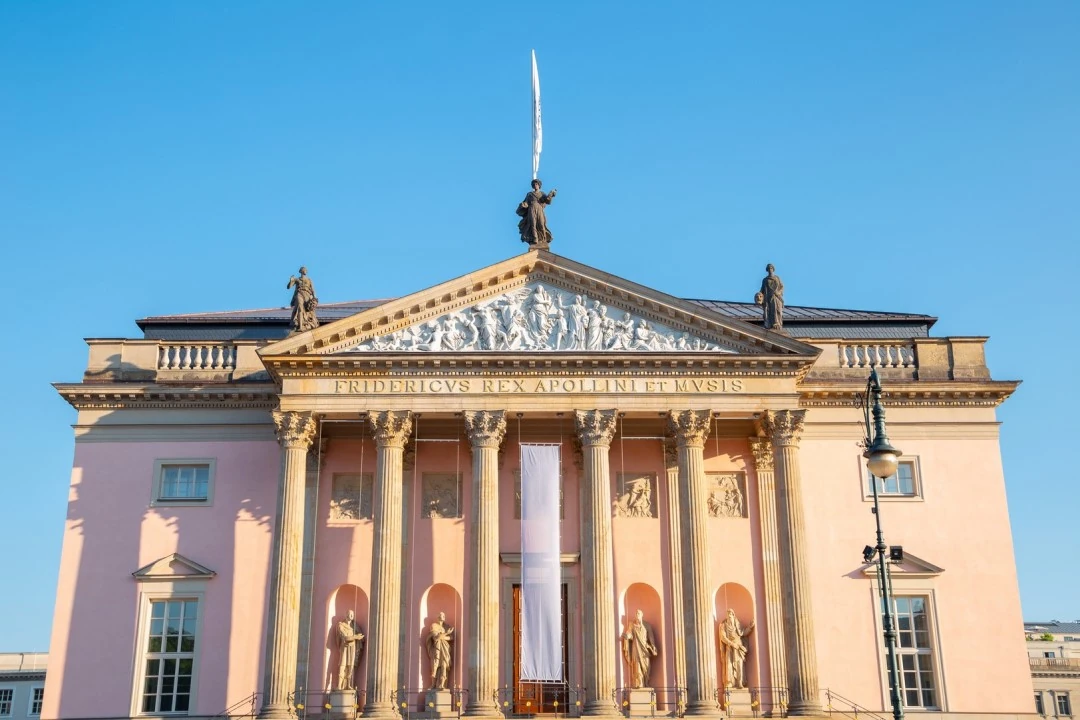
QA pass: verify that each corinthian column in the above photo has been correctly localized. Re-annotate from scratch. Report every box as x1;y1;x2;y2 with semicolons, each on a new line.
749;438;785;715
574;409;620;717
463;411;508;717
760;410;821;716
667;410;719;718
662;436;687;692
362;411;413;719
259;411;318;719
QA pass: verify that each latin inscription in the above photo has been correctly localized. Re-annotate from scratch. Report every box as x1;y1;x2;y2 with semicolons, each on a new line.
329;377;745;395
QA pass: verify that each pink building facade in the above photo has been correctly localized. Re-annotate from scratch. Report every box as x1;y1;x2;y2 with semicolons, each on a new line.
45;251;1032;720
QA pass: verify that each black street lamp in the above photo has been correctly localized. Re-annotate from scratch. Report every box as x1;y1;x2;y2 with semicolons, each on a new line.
861;368;905;720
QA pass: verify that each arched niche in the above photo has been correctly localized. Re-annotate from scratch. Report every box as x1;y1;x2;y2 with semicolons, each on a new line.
326;584;369;693
417;583;462;695
714;582;757;692
619;583;665;691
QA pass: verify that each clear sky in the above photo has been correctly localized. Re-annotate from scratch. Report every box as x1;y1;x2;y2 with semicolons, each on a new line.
1;2;1078;651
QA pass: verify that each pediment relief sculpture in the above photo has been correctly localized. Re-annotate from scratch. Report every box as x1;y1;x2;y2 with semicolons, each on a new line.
348;282;729;353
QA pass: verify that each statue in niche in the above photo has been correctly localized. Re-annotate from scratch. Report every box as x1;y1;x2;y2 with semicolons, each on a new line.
426;611;455;690
754;263;784;331
336;610;365;690
719;609;754;689
707;475;744;518
286;266;319;334
517;178;557;246
621;609;659;688
614;477;653;518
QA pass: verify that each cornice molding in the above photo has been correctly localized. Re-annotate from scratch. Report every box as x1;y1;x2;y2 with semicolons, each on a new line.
799;380;1019;408
54;382;279;410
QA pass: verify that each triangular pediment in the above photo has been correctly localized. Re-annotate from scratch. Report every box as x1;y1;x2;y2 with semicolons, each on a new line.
261;250;820;358
132;553;216;581
861;552;944;579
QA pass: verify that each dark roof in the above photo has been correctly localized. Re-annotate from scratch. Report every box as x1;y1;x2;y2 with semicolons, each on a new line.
1025;621;1080;634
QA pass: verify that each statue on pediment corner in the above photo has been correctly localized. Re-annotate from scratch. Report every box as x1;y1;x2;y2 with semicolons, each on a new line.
286;266;319;334
517;178;557;247
755;264;784;332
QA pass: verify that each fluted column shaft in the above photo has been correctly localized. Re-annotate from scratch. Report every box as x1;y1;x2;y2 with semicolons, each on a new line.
363;411;414;719
574;410;620;717
762;410;821;716
464;411;508;717
662;437;688;692
668;410;719;718
259;411;318;719
749;438;786;715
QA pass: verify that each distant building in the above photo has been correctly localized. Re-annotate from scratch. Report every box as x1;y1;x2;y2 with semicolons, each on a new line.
0;653;47;720
1026;621;1079;718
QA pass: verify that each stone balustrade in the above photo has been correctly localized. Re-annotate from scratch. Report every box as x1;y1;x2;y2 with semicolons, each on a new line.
807;337;991;381
83;339;271;382
838;342;915;370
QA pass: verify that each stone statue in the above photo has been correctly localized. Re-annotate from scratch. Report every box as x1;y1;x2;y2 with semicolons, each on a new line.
719;609;754;689
426;611;454;690
621;609;659;688
336;610;365;690
754;264;784;331
286;266;319;333
517;179;557;247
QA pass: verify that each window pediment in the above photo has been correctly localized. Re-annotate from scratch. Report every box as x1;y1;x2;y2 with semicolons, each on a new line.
132;553;216;582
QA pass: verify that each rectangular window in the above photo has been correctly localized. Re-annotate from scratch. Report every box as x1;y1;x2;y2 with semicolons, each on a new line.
1045;651;1057;659
868;459;919;497
152;459;215;506
1057;694;1072;717
141;599;198;714
883;596;939;709
1035;693;1045;716
30;688;44;716
0;689;12;717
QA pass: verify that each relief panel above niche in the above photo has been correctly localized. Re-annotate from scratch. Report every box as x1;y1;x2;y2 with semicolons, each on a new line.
348;281;731;353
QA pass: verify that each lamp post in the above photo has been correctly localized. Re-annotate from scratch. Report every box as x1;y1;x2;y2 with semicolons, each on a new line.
862;368;904;720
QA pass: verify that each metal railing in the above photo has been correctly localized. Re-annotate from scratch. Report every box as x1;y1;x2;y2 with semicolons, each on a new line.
495;684;585;717
391;688;468;718
614;687;687;717
719;687;788;717
290;690;367;719
211;693;260;719
823;689;889;720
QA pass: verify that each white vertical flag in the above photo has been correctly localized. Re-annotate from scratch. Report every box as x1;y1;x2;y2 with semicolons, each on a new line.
520;443;563;681
531;49;543;180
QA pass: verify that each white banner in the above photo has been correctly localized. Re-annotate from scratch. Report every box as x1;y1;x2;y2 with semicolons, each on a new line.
531;49;543;179
519;443;562;681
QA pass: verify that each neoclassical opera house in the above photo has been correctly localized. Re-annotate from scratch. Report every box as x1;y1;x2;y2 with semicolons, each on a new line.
45;250;1033;720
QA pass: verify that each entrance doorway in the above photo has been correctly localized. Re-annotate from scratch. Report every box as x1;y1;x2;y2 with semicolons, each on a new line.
511;583;569;714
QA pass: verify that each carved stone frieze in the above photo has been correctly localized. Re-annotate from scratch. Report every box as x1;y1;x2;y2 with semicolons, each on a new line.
667;409;713;448
366;410;413;448
614;473;657;518
330;474;373;521
574;409;618;447
463;410;508;448
422;473;461;519
706;473;746;519
348;281;727;353
749;437;774;472
760;409;806;447
273;410;318;449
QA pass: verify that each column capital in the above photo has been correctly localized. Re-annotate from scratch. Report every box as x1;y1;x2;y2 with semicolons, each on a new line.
749;437;774;472
366;410;414;448
272;410;318;449
464;410;508;449
667;410;712;448
761;409;806;447
574;409;618;447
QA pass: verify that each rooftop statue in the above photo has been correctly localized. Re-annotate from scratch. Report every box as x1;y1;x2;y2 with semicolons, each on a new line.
517;178;557;247
286;266;319;334
755;263;784;332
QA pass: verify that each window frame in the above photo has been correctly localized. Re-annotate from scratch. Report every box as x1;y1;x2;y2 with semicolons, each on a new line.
869;585;947;712
862;456;924;502
130;582;207;717
28;686;44;717
1057;693;1072;717
150;459;216;508
1035;692;1045;716
0;687;13;718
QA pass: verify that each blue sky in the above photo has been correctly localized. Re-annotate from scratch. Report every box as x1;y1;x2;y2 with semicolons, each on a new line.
1;2;1078;650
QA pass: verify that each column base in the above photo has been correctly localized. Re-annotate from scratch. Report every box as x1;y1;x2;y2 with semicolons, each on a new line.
786;700;824;717
584;698;623;717
257;703;294;720
682;699;723;718
463;700;504;718
361;702;401;719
